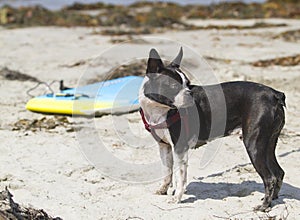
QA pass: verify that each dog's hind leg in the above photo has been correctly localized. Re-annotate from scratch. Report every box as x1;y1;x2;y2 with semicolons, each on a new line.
267;105;285;200
243;113;277;212
267;134;284;200
156;142;173;195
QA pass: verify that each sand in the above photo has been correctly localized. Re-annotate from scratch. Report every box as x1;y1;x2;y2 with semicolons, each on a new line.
0;18;300;219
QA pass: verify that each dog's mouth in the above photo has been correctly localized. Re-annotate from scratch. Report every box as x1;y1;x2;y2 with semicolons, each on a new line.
145;93;176;109
145;92;194;109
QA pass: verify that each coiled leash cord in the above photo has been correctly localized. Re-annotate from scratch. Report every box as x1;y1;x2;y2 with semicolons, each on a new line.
26;80;60;97
26;80;73;97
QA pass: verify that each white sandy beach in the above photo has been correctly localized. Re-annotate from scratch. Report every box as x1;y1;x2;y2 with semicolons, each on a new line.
0;18;300;219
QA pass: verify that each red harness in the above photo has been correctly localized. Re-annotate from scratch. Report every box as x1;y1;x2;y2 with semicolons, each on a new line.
139;108;190;144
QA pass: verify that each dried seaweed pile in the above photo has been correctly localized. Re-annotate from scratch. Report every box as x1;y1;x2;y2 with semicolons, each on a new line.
0;67;39;82
88;59;146;83
0;187;62;220
65;0;300;19
196;22;286;30
252;54;300;67
0;6;94;27
186;0;300;19
106;59;146;80
275;29;300;42
0;0;299;30
12;116;75;132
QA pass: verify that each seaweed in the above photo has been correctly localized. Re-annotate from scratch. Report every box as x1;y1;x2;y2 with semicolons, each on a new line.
0;1;299;31
0;5;96;27
12;116;74;132
0;187;62;220
0;67;40;82
88;59;146;83
252;54;300;67
63;2;115;10
275;29;300;42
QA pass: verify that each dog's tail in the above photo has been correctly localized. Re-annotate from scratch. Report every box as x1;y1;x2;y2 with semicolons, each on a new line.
275;91;286;108
272;91;286;137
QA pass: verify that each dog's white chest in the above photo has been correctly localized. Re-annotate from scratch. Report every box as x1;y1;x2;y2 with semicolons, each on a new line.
154;128;173;145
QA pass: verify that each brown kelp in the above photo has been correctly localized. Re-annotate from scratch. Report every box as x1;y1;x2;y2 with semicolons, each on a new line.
0;0;299;31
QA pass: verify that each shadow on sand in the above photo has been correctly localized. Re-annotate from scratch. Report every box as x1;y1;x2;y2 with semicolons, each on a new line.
183;147;300;205
183;180;300;206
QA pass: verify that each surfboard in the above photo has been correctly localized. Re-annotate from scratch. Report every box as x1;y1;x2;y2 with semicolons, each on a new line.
26;76;144;116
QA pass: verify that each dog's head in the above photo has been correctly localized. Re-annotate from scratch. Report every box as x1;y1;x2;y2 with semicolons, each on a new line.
141;48;193;109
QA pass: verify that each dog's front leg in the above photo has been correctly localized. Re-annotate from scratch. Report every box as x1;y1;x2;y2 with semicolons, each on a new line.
156;142;173;195
171;150;188;203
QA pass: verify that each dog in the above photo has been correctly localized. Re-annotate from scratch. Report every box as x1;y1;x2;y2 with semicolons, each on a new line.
139;48;286;211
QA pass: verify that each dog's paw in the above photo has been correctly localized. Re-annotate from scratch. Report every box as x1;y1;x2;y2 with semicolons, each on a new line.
167;196;181;204
254;204;271;212
155;188;168;195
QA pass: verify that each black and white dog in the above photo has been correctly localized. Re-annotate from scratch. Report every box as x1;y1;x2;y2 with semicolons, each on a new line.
139;48;286;211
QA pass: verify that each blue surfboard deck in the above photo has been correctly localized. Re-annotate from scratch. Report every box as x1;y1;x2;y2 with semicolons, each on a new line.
26;76;144;116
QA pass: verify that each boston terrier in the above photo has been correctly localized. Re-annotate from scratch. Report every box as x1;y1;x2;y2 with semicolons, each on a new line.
139;48;286;211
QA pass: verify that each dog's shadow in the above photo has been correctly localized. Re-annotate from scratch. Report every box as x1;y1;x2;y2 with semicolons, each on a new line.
183;149;300;204
182;180;300;204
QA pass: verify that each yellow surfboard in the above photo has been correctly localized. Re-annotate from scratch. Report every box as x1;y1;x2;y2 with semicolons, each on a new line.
26;76;143;116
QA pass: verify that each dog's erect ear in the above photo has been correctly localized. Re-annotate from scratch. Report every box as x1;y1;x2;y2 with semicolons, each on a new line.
146;48;163;74
170;47;183;68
